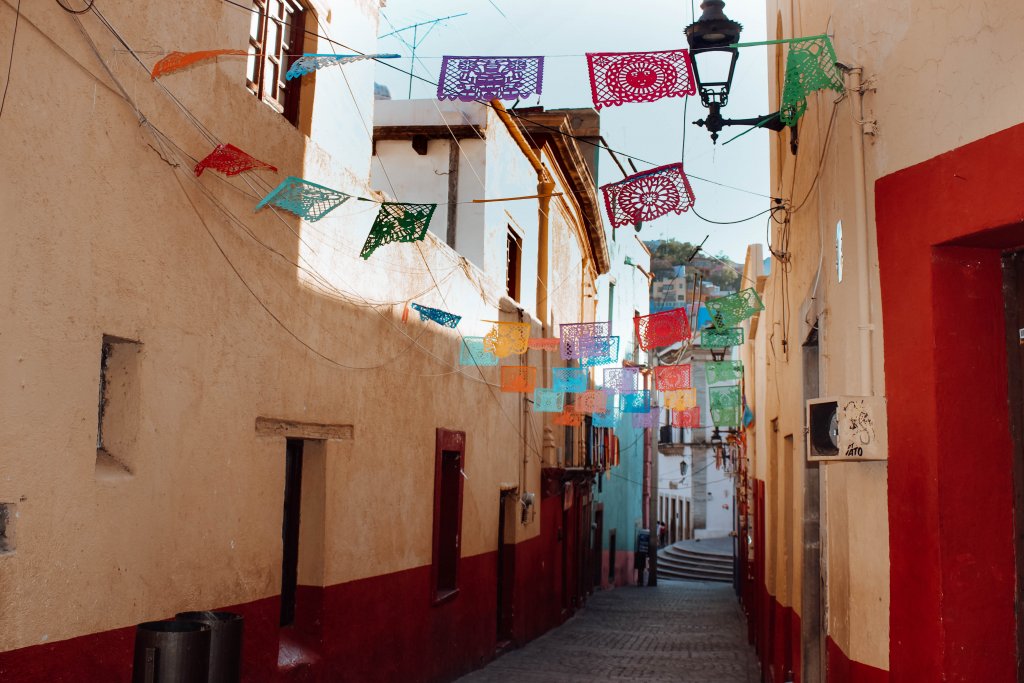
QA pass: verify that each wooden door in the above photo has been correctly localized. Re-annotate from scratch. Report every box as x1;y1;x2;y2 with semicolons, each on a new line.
1002;250;1024;682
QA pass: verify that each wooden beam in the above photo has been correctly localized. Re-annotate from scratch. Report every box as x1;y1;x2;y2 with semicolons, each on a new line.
373;124;486;142
446;140;460;248
471;192;563;203
255;417;353;441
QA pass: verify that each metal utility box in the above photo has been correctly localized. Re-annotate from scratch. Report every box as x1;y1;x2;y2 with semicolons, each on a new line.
806;396;887;462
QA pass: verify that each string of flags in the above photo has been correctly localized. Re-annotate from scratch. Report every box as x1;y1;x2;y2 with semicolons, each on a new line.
779;37;844;125
285;53;400;81
397;285;760;430
255;176;351;222
150;49;247;80
706;288;765;330
145;39;779;433
446;299;762;430
360;203;437;260
437;56;544;102
601;163;696;230
410;303;461;328
194;143;278;177
150;50;400;80
154;35;843;256
586;49;696;110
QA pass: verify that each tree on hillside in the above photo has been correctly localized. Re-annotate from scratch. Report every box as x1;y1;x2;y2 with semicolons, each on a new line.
644;239;741;293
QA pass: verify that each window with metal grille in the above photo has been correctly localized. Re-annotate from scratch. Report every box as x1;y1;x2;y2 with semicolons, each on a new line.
246;0;307;125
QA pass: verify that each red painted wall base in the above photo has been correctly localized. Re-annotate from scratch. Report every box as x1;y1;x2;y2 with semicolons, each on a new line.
598;549;637;589
744;476;889;683
747;588;888;683
826;638;889;683
0;526;572;683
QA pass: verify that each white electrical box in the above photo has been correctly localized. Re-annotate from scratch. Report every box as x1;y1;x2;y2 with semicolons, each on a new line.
806;396;887;462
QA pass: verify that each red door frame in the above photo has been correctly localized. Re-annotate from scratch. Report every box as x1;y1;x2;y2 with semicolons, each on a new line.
876;122;1024;681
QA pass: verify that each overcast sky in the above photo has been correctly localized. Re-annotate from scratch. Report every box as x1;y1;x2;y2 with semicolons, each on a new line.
373;0;771;262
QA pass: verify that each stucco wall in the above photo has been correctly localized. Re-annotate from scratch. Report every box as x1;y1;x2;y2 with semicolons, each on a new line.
0;0;599;666
748;0;1024;675
592;232;651;571
754;0;894;675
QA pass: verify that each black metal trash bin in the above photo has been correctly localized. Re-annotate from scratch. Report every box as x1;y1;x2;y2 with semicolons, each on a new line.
132;620;211;683
175;611;244;683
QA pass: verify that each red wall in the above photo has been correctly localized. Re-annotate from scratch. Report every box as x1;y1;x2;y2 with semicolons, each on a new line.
876;122;1024;680
599;549;637;589
825;638;889;683
0;521;572;683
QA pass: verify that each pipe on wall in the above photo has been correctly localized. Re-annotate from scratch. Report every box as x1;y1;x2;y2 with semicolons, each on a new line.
847;66;875;397
490;99;554;329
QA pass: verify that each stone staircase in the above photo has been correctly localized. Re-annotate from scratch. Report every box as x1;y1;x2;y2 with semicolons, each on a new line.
657;539;734;583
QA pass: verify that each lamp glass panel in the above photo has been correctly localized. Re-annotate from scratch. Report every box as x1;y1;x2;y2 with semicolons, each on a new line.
693;50;734;87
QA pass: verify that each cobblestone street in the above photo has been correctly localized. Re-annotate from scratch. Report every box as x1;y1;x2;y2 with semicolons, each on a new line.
458;580;760;682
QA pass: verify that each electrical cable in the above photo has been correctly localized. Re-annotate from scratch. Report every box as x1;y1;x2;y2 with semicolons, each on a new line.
48;1;755;493
309;11;553;459
55;0;93;14
691;205;775;225
788;98;841;214
0;0;21;120
69;10;518;381
218;0;779;202
73;5;758;472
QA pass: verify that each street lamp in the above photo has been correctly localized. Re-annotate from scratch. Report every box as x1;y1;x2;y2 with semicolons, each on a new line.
685;0;791;146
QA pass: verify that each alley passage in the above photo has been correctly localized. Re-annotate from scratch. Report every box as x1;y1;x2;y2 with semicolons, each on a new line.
458;580;759;683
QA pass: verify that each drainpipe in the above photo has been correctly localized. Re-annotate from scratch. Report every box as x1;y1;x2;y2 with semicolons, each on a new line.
845;66;875;397
491;100;555;330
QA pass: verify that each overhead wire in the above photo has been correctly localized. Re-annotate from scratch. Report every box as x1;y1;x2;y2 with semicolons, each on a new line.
219;0;778;202
69;8;467;374
0;0;20;121
691;205;775;225
86;5;473;382
69;2;759;478
73;7;506;382
376;8;639;471
55;0;94;14
309;12;552;462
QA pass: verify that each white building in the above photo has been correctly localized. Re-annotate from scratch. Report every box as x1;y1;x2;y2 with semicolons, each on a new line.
657;342;738;543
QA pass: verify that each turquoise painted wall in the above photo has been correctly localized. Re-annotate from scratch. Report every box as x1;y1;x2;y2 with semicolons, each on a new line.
593;415;646;582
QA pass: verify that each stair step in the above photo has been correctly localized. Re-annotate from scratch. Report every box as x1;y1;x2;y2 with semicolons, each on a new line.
658;565;732;576
659;554;733;570
662;547;734;561
657;557;733;573
659;564;730;573
657;568;732;583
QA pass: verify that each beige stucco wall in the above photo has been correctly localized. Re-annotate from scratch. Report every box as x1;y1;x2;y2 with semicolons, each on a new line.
749;0;1024;672
0;0;603;654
